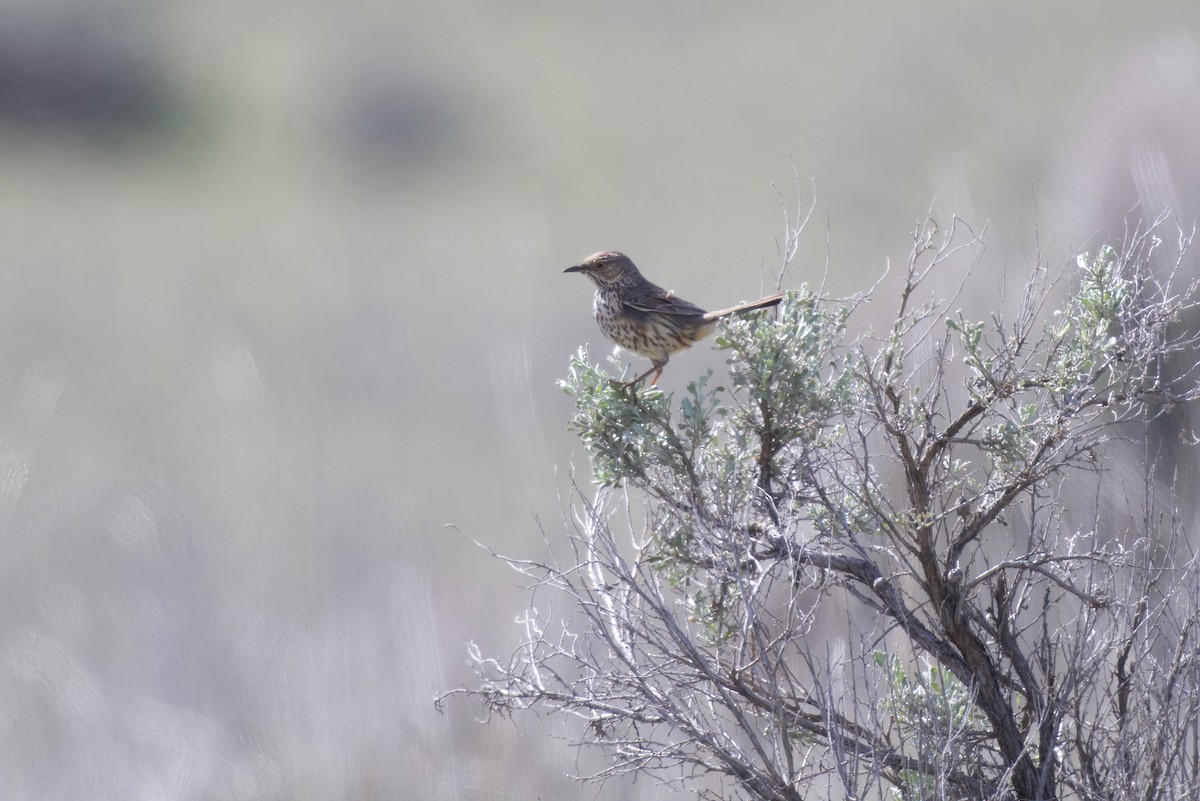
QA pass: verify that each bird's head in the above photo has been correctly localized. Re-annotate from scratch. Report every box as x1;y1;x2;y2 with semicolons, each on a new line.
564;250;642;288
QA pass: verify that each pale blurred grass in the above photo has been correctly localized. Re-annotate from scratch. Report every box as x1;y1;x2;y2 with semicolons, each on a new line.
0;0;1198;797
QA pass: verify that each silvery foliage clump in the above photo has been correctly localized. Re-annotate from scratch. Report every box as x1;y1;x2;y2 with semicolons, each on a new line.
443;212;1200;801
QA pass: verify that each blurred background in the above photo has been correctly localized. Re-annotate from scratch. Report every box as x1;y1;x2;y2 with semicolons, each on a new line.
1;1;1199;798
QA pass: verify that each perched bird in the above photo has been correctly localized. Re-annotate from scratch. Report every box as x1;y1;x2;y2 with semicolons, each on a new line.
565;250;785;385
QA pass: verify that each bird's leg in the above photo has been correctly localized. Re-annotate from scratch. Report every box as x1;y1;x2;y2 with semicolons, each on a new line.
624;358;668;388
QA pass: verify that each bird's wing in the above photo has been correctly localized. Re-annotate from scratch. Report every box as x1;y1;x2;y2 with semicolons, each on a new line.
622;286;707;317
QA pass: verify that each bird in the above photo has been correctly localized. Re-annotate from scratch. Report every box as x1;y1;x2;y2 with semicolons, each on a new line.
564;250;785;386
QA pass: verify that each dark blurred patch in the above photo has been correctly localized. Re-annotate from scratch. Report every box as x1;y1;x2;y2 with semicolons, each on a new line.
322;53;472;178
0;9;173;138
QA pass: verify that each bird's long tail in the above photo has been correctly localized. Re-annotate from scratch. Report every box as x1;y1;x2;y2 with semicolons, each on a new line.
702;291;786;322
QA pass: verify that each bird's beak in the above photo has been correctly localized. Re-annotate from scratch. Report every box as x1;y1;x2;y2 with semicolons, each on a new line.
563;264;584;273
